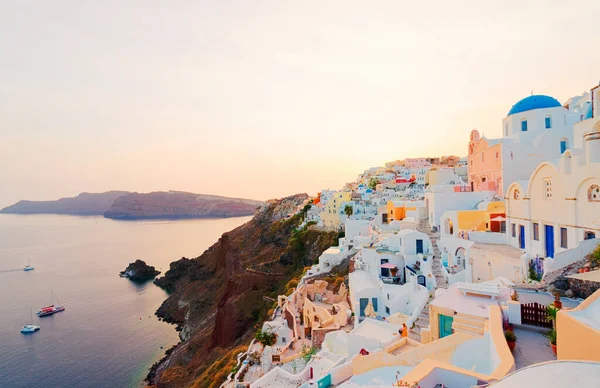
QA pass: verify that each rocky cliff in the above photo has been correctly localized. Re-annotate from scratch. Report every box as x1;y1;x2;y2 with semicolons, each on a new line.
120;259;161;281
148;194;337;388
0;191;130;215
104;191;262;220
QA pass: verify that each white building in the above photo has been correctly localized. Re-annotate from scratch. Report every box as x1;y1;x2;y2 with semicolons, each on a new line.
348;270;429;327
505;102;600;264
424;187;496;230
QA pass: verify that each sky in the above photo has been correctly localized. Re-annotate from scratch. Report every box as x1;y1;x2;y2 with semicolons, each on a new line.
1;1;599;208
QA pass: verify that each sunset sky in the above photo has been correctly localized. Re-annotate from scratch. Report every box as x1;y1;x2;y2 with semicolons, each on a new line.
1;1;599;207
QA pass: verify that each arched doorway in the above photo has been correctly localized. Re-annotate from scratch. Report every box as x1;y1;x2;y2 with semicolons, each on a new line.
444;218;454;235
455;247;466;270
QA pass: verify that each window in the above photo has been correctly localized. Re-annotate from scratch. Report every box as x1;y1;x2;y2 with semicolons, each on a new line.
585;231;596;240
512;224;516;237
521;120;528;131
482;177;487;182
544;178;552;199
560;139;568;154
588;185;600;202
545;116;552;129
372;298;378;312
513;189;520;200
385;306;390;314
560;227;568;249
533;223;539;241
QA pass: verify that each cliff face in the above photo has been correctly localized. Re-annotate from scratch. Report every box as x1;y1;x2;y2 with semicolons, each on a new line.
104;191;262;219
0;191;130;215
149;194;337;388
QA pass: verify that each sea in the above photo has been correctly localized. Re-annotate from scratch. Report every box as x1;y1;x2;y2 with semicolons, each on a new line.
0;213;251;388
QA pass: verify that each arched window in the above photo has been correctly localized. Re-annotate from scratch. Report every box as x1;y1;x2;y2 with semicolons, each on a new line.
588;185;600;202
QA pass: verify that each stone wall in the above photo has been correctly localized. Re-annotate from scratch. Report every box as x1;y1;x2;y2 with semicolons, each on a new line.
568;278;600;299
311;327;339;348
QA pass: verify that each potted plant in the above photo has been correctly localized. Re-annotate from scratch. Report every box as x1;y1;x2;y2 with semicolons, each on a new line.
546;329;557;355
545;303;560;355
505;330;517;351
511;289;519;302
553;292;562;309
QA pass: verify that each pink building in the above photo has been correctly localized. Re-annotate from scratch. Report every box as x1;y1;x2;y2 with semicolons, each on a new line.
468;129;503;196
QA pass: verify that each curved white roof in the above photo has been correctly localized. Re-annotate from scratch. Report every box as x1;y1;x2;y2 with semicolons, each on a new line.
482;361;600;387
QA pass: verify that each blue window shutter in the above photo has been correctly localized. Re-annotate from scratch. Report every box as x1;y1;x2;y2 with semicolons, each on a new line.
545;117;551;128
372;298;378;312
560;141;567;154
521;120;528;131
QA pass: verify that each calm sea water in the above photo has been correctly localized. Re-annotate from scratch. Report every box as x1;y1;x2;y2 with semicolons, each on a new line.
0;214;251;388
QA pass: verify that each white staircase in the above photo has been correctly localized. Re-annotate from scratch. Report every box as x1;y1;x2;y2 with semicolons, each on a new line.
410;219;448;341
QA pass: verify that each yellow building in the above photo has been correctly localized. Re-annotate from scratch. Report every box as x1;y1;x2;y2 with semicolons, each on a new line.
442;202;506;236
385;200;418;222
321;191;352;229
556;285;600;362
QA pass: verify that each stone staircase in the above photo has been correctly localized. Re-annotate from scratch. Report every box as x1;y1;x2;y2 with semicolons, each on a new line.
409;219;449;341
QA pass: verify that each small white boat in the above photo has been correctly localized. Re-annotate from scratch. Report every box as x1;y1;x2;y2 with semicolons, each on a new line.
21;324;40;334
24;257;34;272
21;308;40;334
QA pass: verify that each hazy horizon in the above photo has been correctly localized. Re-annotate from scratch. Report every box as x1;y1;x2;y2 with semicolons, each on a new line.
1;1;599;208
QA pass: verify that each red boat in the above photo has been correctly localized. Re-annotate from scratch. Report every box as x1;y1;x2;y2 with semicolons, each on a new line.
37;289;66;317
37;304;65;317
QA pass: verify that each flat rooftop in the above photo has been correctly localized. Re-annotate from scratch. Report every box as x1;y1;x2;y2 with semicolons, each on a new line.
431;282;499;317
472;243;523;260
351;318;402;343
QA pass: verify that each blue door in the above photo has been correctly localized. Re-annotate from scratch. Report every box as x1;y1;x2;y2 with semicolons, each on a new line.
371;298;378;312
560;140;567;154
416;239;424;254
545;225;554;258
359;298;368;317
519;225;525;249
439;314;454;338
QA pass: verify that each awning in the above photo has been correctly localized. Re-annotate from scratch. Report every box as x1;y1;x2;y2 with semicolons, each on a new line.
380;263;398;269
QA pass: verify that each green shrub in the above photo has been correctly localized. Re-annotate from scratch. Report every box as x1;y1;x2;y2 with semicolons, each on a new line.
255;330;278;347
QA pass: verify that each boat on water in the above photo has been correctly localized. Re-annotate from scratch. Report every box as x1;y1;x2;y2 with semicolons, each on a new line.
23;257;34;271
37;289;65;317
21;308;40;334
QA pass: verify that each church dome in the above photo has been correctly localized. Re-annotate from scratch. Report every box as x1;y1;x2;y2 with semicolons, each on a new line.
507;95;562;116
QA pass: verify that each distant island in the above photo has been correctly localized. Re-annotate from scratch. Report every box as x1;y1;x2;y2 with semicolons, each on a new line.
104;191;262;220
1;191;262;219
0;191;129;215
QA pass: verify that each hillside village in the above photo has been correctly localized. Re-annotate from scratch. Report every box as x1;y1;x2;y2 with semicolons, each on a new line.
222;86;600;387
